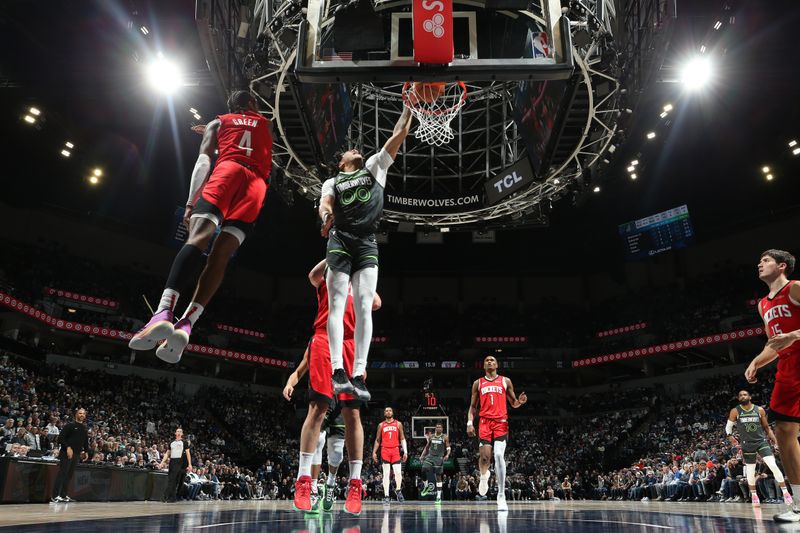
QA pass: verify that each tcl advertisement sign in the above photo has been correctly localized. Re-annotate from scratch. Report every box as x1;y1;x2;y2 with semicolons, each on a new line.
484;157;535;205
412;0;454;64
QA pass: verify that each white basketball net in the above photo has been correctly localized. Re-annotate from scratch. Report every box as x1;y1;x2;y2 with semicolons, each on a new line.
401;82;468;147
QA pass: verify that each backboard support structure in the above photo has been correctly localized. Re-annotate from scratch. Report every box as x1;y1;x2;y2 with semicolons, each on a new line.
295;0;574;83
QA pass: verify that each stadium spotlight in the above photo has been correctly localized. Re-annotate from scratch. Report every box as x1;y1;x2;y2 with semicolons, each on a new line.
553;179;560;185
630;160;639;166
65;141;74;149
593;186;601;193
762;166;770;174
646;132;656;140
93;168;103;177
793;147;800;156
789;140;797;148
88;175;100;185
60;149;71;158
23;115;36;124
630;173;637;180
627;166;635;172
681;56;712;90
766;174;774;181
663;104;673;112
146;53;183;95
713;21;722;30
29;107;41;116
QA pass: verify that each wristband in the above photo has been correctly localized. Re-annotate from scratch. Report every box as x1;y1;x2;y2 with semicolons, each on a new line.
466;421;473;427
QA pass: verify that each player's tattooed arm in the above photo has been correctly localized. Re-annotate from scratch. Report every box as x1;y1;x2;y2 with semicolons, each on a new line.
505;378;527;408
467;380;479;437
383;107;413;160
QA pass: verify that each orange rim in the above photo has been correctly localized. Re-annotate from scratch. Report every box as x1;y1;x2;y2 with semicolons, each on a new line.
402;81;468;117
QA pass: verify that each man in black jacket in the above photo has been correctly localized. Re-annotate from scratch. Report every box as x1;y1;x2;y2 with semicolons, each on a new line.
51;408;89;503
159;427;192;502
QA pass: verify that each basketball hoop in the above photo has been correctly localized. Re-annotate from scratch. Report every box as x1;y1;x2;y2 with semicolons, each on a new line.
401;81;468;146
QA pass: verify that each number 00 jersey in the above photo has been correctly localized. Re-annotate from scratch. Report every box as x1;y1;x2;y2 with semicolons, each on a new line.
478;375;507;420
759;281;800;363
215;111;272;180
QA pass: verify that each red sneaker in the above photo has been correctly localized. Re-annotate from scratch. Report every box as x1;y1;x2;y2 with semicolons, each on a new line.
293;475;313;512
344;479;363;516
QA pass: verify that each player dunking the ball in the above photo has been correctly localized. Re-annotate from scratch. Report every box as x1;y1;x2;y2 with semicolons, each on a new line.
128;91;272;362
318;108;413;402
372;407;408;503
746;249;800;523
467;355;527;512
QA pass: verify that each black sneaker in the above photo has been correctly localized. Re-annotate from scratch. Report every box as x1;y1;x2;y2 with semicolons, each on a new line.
333;369;355;395
351;375;371;401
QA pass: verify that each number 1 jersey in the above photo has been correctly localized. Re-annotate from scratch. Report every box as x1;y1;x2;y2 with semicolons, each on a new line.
215;111;272;180
478;375;507;420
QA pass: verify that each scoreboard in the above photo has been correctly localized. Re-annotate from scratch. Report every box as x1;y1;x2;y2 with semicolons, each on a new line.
618;205;694;260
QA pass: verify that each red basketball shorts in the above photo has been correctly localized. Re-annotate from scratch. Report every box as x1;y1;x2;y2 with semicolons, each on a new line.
478;418;508;445
381;447;401;465
198;160;267;224
308;330;355;404
770;377;800;421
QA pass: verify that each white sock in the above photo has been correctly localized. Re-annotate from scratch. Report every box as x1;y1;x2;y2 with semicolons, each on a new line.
349;460;362;481
298;452;313;478
326;270;350;372
157;289;179;312
181;302;204;326
392;463;403;489
436;481;442;498
327;473;337;487
351;267;378;377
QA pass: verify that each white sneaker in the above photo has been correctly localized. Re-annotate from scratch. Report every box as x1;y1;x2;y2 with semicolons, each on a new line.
774;506;800;523
478;476;489;497
641;497;649;502
497;495;508;512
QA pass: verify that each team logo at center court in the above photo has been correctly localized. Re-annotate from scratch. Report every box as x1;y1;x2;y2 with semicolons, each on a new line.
423;13;445;38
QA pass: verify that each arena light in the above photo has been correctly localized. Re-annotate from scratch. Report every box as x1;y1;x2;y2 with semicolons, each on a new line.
65;141;74;149
193;113;202;120
88;175;100;185
593;186;601;193
646;131;656;140
762;166;770;174
766;174;774;181
793;147;800;156
659;112;668;118
789;140;797;148
681;57;712;90
630;173;637;180
189;107;198;114
29;107;41;116
140;25;149;35
700;45;707;54
630;160;639;166
60;149;71;158
93;168;103;177
553;178;560;185
663;104;673;112
146;53;184;95
713;21;722;30
627;166;635;172
23;115;36;124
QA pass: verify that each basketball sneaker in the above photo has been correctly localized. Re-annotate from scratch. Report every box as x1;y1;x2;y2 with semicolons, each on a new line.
322;482;335;512
478;473;489;497
156;318;191;363
784;490;794;505
396;490;404;503
294;475;313;512
775;505;800;523
751;493;760;507
435;493;442;505
332;369;355;395
497;494;508;512
128;309;174;351
344;479;363;516
351;375;370;402
421;483;434;497
308;483;320;515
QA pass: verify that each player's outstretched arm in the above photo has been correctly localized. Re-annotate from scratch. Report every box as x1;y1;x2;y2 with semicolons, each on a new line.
467;380;479;437
382;108;413;160
308;259;327;288
505;378;527;408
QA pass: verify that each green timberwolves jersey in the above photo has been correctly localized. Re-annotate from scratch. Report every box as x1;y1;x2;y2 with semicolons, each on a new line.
736;405;767;445
429;433;446;458
332;167;384;235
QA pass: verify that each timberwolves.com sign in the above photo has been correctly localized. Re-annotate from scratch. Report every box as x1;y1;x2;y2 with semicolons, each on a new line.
484;157;535;205
385;192;482;214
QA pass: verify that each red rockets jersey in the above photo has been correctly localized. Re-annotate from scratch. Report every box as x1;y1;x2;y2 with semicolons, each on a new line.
379;420;400;449
313;279;356;339
215;111;272;180
760;280;800;360
478;375;507;420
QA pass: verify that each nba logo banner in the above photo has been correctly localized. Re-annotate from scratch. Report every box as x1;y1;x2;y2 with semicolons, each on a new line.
412;0;454;64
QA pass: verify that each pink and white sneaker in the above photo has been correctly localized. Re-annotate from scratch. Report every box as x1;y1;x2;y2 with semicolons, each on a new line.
751;493;760;507
156;318;191;363
784;491;794;506
128;310;174;351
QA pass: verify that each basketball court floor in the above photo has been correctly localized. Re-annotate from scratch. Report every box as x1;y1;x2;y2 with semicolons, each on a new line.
1;500;792;532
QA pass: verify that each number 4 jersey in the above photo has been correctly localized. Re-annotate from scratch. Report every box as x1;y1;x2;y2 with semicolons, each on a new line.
215;111;272;180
